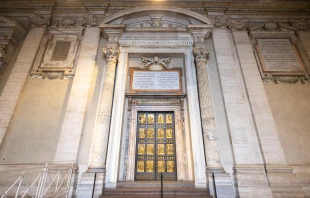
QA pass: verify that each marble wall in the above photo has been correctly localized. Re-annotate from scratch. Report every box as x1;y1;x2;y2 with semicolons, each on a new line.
0;79;69;163
265;84;310;164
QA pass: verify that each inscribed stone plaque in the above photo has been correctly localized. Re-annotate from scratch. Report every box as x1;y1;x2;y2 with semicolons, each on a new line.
129;68;182;93
257;39;305;73
51;41;71;61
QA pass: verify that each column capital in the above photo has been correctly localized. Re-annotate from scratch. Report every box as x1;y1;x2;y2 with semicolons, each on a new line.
102;47;120;63
101;24;125;43
187;25;212;47
193;47;210;63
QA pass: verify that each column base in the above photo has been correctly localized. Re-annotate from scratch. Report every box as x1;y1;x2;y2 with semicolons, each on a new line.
87;165;106;173
76;172;104;198
206;166;225;173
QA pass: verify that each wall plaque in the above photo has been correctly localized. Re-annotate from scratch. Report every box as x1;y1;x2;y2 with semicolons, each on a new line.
129;68;182;93
257;39;305;73
30;28;83;80
251;32;310;84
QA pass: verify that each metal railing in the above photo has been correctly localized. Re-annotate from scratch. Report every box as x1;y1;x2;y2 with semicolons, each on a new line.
0;163;76;198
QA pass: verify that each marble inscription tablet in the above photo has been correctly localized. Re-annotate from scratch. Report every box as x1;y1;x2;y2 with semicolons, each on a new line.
129;68;182;93
257;38;305;73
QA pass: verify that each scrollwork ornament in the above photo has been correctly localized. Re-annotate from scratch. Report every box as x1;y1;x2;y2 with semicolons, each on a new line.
28;14;50;27
272;76;308;84
228;19;249;31
214;16;228;28
290;19;308;31
193;47;210;63
83;15;100;27
264;22;279;31
102;47;120;63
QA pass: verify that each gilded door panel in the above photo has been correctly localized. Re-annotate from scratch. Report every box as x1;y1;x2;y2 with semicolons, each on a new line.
135;112;177;181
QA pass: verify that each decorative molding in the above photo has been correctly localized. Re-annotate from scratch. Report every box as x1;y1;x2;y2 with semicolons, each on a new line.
290;19;310;31
214;16;228;28
84;3;108;11
83;15;103;27
101;6;214;25
265;75;309;84
102;47;120;63
193;47;210;62
31;72;73;80
30;28;83;80
228;19;249;31
120;39;193;46
28;14;50;27
62;18;75;28
101;24;125;43
204;4;310;15
139;56;172;71
264;22;280;31
119;32;193;47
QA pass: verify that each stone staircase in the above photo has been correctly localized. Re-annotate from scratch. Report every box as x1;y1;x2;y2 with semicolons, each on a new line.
101;181;213;198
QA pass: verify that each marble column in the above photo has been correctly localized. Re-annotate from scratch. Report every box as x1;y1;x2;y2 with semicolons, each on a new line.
0;27;44;146
193;47;223;172
88;47;119;171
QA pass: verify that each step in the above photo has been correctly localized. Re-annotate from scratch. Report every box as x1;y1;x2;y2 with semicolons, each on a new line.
101;181;213;198
117;181;195;188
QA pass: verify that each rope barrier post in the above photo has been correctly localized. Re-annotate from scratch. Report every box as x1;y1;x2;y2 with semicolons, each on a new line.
91;173;97;198
161;173;163;198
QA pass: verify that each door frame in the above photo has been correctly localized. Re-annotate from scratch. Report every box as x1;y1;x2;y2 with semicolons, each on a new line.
127;105;187;181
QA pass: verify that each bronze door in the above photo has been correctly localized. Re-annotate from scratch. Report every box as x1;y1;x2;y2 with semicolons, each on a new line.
135;112;177;181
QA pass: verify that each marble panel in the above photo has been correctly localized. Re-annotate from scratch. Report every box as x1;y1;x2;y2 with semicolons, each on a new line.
54;27;100;162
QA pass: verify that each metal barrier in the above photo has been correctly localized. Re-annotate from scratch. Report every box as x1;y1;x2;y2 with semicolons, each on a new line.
0;163;76;198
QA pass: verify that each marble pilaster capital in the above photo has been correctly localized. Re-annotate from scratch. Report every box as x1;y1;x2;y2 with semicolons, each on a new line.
101;24;125;43
187;24;212;45
102;47;120;63
193;47;210;63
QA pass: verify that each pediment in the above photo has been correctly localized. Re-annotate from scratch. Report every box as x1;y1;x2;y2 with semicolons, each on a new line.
0;16;16;27
0;16;27;41
100;6;214;28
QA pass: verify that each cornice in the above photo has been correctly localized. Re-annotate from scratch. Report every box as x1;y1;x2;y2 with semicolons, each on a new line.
0;1;309;17
204;2;310;15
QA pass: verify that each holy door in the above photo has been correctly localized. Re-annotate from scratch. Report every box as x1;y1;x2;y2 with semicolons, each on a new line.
135;112;177;181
